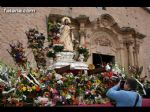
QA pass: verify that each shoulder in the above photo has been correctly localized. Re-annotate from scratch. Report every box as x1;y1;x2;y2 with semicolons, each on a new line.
118;90;129;94
116;90;135;95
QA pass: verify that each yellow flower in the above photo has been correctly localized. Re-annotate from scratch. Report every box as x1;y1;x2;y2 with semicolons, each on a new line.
27;87;32;92
32;86;36;90
95;79;101;84
32;71;39;77
88;64;95;70
91;90;95;95
22;86;27;92
21;84;24;86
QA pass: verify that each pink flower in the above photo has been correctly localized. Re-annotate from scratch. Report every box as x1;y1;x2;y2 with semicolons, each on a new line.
51;101;56;107
53;95;60;101
85;90;90;95
52;89;58;94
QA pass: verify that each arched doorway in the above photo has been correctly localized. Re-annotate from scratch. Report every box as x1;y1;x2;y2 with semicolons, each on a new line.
93;53;115;68
89;27;120;68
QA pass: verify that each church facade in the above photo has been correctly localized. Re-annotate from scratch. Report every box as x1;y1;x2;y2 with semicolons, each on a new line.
0;7;150;80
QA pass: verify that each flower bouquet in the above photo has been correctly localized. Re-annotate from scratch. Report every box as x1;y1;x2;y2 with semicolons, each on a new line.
46;51;55;58
53;45;64;53
77;47;89;62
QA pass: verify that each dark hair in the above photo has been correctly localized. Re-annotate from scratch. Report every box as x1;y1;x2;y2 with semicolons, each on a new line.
126;78;137;90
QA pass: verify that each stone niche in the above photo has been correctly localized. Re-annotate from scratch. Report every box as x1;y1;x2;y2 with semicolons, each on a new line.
47;14;146;73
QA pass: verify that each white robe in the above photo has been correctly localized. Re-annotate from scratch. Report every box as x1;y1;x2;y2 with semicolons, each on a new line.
60;25;74;51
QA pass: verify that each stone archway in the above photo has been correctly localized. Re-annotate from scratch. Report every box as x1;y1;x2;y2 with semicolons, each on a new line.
84;13;146;73
89;27;121;68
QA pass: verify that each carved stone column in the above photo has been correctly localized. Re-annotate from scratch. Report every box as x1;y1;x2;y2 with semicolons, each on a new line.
76;15;90;47
133;38;141;67
129;43;134;66
133;32;145;67
128;41;134;67
117;38;125;68
80;31;86;47
124;40;133;69
133;42;140;67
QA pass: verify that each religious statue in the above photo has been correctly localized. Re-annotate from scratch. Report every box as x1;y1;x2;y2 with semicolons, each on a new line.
60;17;75;52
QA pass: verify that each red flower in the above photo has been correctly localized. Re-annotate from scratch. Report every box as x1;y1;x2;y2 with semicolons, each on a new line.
61;77;65;82
2;97;6;104
103;72;113;78
16;101;23;107
10;96;15;104
108;72;113;78
36;86;41;92
17;70;22;77
44;92;50;97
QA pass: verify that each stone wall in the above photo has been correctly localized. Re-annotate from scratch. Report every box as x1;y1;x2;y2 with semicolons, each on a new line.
0;7;150;79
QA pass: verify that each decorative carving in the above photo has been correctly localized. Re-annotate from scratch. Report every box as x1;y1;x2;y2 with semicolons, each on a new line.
100;14;115;27
94;37;112;47
124;40;133;47
76;15;90;24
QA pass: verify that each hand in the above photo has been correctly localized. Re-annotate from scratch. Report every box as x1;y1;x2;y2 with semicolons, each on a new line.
116;79;122;87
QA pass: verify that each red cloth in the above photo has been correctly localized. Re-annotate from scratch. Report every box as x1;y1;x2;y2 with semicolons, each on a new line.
142;99;150;107
63;99;150;107
63;102;113;107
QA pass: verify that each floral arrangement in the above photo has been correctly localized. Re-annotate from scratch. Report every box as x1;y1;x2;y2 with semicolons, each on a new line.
88;64;95;70
47;18;62;45
77;47;89;62
25;28;46;68
46;51;55;58
7;41;27;69
3;61;145;106
53;45;64;53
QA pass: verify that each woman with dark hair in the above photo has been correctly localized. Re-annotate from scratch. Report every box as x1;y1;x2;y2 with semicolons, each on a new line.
106;78;142;107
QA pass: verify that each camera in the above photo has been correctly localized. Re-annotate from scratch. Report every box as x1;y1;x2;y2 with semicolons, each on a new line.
120;80;125;89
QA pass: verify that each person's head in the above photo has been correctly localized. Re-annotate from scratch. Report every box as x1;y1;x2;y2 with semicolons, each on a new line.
124;78;137;91
64;19;69;25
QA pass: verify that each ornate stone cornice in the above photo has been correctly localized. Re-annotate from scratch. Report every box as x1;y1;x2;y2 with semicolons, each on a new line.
141;7;150;14
99;14;146;40
135;32;146;39
76;15;90;24
111;22;135;34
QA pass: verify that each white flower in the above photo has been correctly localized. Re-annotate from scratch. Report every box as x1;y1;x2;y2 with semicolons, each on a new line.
45;101;51;106
69;73;73;78
66;94;71;99
121;74;126;78
85;77;88;81
105;64;111;71
55;73;62;80
66;74;70;77
57;80;63;84
75;76;79;79
37;97;49;104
